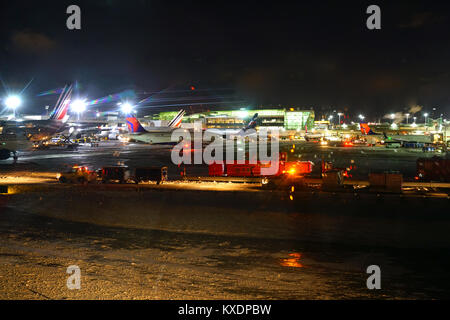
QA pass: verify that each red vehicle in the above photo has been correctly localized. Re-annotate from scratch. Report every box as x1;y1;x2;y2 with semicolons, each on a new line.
208;152;313;178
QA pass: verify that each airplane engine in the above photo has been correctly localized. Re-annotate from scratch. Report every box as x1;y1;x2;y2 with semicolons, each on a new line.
0;149;11;160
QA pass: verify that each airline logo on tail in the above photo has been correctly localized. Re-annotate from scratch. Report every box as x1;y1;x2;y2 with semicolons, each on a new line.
49;84;73;121
360;123;376;135
243;113;258;132
168;110;185;128
126;115;147;133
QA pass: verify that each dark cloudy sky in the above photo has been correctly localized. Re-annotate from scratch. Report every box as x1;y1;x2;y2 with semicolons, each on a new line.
1;0;450;118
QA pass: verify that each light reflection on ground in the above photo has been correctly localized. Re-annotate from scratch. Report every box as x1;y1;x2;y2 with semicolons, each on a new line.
280;252;303;268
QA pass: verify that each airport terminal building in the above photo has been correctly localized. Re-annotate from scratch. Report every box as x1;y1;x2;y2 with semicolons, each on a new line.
149;108;315;131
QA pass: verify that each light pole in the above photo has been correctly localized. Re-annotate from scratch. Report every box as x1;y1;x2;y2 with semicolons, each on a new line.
338;113;343;126
405;113;410;124
120;102;134;114
390;113;395;124
328;115;333;126
71;99;87;120
424;113;429;128
5;95;22;118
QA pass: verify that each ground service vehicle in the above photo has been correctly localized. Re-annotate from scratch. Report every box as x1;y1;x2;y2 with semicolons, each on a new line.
208;152;313;189
57;166;97;184
209;153;313;178
99;166;131;184
133;166;168;184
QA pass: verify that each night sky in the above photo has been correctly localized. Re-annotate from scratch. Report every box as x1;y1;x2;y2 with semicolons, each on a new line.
1;0;450;119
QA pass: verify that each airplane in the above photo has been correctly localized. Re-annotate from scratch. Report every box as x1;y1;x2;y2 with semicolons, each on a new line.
0;131;34;161
123;110;185;144
360;123;433;145
207;113;259;139
139;109;185;133
303;124;323;142
0;85;74;160
1;84;74;142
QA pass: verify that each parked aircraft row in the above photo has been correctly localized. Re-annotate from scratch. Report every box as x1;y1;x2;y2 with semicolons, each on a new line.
360;123;433;144
0;85;259;160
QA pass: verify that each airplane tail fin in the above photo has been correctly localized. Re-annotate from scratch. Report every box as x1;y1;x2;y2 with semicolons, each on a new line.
243;113;258;131
360;123;376;135
49;84;73;121
167;109;185;128
126;115;147;133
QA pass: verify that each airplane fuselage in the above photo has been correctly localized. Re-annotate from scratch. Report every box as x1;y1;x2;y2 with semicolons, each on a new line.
365;133;432;144
125;131;176;144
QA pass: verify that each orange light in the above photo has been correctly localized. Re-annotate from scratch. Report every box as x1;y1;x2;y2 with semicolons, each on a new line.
280;253;303;268
344;141;353;147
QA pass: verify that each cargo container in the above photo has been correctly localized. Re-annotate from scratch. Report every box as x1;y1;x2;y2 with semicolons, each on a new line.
134;166;168;184
369;173;403;193
417;157;450;182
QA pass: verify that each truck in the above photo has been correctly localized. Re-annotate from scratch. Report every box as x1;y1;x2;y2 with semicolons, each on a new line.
57;166;97;184
208;152;314;188
133;166;168;184
208;153;313;178
98;166;132;184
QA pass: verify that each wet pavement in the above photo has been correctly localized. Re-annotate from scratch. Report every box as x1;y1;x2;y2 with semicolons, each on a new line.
1;141;449;299
1;204;449;299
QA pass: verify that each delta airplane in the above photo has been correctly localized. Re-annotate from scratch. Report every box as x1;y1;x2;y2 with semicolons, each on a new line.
124;110;185;144
360;123;433;145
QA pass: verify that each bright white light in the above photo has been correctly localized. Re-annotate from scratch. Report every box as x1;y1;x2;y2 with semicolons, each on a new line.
390;113;395;119
5;95;22;109
411;122;417;128
424;113;429;117
121;102;133;114
358;114;365;120
391;123;398;129
236;110;249;118
71;99;87;113
342;123;348;129
328;115;333;120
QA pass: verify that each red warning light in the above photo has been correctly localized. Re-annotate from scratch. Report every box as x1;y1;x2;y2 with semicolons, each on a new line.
190;86;195;91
